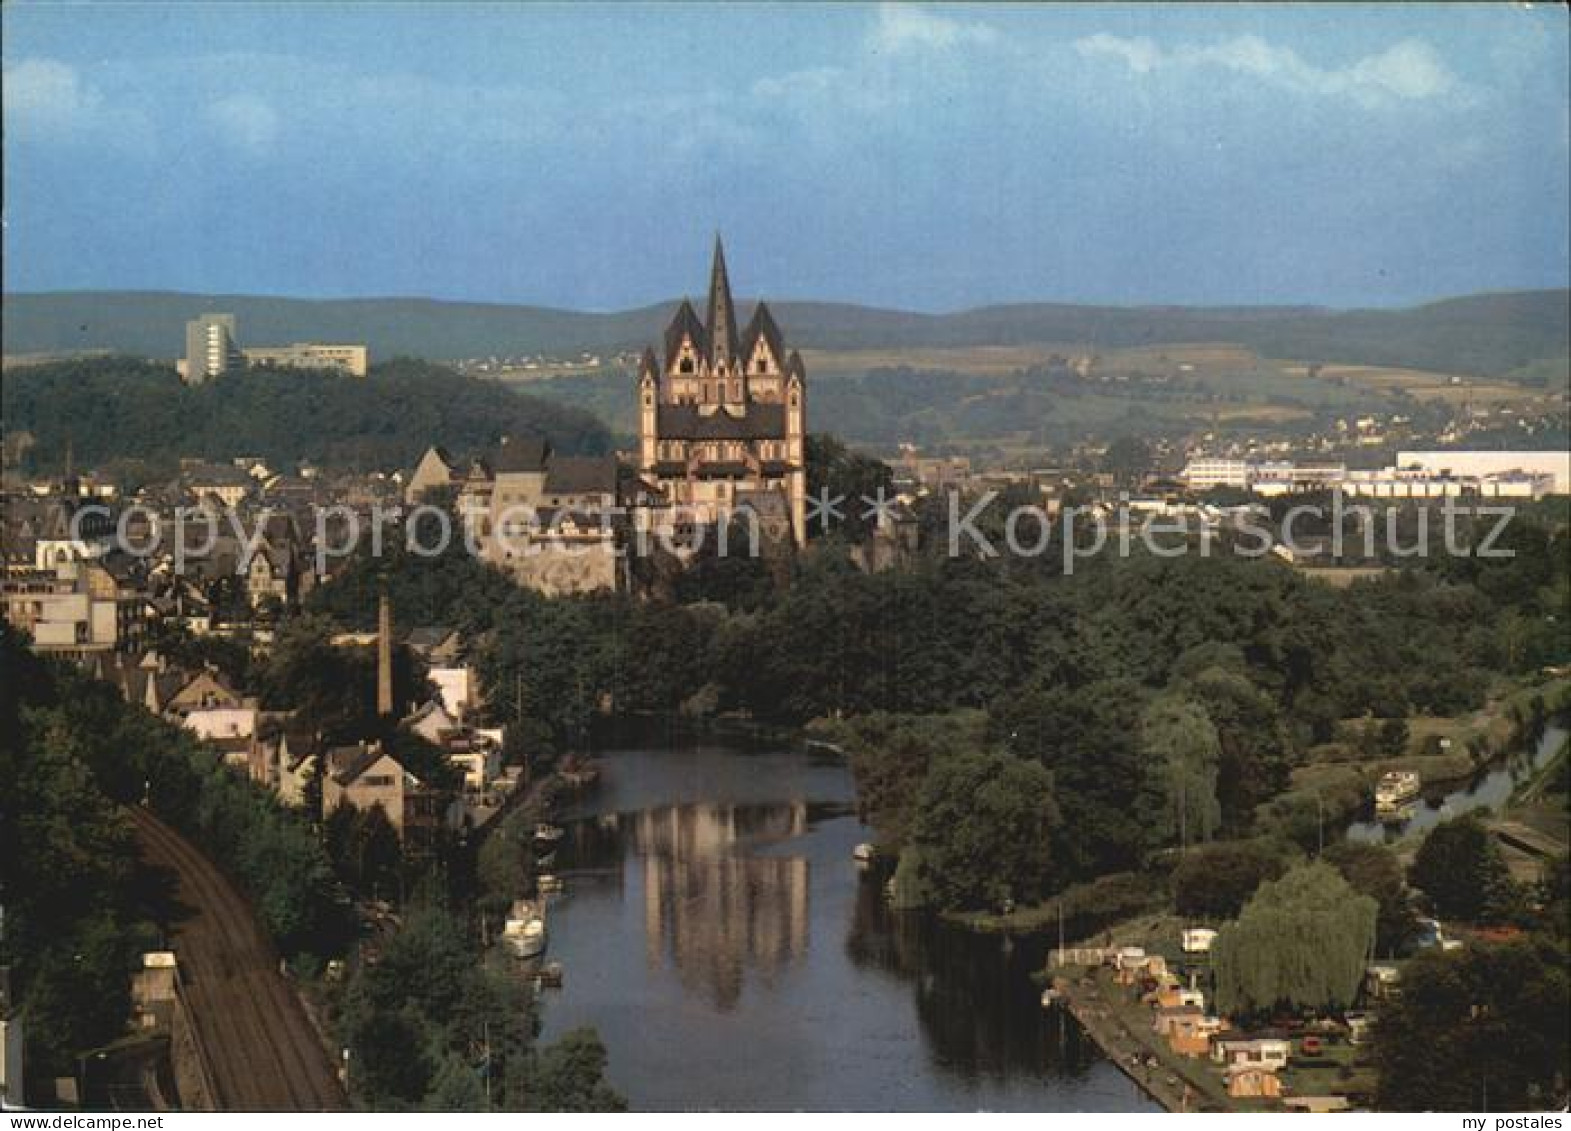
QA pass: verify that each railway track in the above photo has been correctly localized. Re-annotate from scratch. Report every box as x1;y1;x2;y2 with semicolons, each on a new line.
131;808;347;1111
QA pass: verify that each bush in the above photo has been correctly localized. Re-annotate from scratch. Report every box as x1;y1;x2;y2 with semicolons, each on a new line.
1171;838;1295;919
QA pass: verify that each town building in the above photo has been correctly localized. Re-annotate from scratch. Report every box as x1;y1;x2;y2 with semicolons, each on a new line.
635;238;807;546
181;462;255;507
322;741;458;850
1396;449;1571;494
405;447;459;504
323;742;416;834
179;312;367;384
402;438;626;595
179;313;244;385
1;554;149;659
1180;457;1251;491
1182;450;1567;500
1211;1035;1293;1072
0;966;22;1109
242;343;369;378
1226;1064;1283;1100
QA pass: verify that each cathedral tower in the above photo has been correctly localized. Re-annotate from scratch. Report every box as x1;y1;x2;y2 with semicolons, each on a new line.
635;238;807;545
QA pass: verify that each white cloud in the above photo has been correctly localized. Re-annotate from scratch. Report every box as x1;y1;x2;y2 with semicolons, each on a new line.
1075;32;1458;107
1075;33;1162;75
870;3;997;54
746;5;997;131
751;65;900;120
206;94;280;155
1346;39;1454;101
2;55;153;148
4;57;104;127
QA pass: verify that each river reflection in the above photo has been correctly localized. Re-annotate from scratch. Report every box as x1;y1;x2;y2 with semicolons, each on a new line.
540;746;1152;1112
628;803;809;1008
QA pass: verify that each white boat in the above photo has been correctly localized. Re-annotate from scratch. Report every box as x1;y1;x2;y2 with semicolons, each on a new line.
533;822;565;846
538;874;565;895
1375;770;1420;811
503;900;548;959
853;843;875;863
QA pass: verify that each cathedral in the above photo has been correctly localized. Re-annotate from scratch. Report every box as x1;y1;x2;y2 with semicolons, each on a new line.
636;238;807;545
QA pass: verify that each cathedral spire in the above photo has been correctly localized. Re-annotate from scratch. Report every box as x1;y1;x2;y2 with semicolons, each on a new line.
706;233;739;367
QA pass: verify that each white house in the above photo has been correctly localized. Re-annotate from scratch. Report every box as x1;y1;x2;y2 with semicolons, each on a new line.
182;707;258;741
1211;1036;1292;1071
430;666;475;720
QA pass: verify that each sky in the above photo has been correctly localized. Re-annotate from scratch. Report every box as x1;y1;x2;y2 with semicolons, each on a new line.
3;2;1567;311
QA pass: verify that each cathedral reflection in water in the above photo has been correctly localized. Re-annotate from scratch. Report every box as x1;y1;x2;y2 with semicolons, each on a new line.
628;802;810;1010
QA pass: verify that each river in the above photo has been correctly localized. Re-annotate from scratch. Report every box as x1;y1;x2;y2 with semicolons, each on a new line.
1345;724;1567;845
535;744;1156;1112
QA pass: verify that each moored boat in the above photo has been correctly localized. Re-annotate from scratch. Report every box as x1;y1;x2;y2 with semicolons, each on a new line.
503;899;548;959
1375;770;1420;811
560;759;602;789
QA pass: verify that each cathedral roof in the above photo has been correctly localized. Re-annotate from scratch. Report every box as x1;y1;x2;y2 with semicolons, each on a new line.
656;403;786;441
741;301;785;364
663;299;707;368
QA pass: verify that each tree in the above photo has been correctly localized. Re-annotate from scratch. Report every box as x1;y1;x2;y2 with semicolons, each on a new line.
1140;693;1222;848
355;804;404;902
1374;940;1570;1111
835;711;986;851
990;678;1155;878
1171;838;1293;920
1323;840;1419;957
521;1030;627;1112
1378;717;1411;759
1;355;610;477
1409;815;1520;923
805;433;893;542
910;749;1061;911
1101;435;1153;486
341;897;533;1109
1213;862;1377;1016
1182;665;1293;824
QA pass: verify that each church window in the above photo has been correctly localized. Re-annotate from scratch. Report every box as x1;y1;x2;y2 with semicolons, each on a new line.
679;357;694;374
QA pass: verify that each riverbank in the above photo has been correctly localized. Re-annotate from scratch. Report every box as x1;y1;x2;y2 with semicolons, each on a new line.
948;871;1165;937
1044;914;1371;1114
1051;971;1212;1112
1044;928;1268;1117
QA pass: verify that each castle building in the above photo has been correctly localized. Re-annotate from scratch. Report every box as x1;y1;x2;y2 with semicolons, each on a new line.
636;238;807;545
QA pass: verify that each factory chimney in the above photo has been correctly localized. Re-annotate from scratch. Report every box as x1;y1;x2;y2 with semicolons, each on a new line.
377;589;393;717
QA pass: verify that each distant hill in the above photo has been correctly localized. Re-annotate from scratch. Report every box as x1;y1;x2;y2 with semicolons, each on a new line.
3;288;1566;378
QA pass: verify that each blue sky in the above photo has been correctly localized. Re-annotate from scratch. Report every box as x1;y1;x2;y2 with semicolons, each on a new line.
3;2;1567;310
